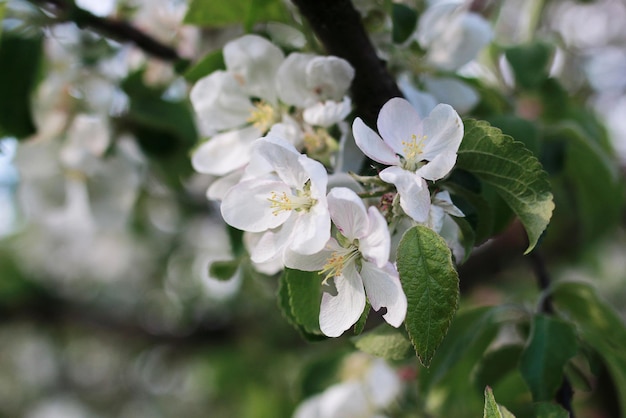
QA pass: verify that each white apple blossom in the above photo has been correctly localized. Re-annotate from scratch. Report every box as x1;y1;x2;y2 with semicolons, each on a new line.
286;187;406;337
220;136;330;263
293;353;403;418
353;97;463;222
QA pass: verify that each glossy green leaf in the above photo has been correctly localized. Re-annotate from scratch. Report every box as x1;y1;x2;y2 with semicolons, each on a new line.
457;119;554;253
551;281;626;416
396;225;459;367
484;386;516;418
352;323;413;361
184;0;289;30
520;314;578;401
184;49;225;82
353;301;370;335
0;33;43;139
475;345;524;391
209;260;239;281
392;3;418;44
280;268;325;338
533;402;569;418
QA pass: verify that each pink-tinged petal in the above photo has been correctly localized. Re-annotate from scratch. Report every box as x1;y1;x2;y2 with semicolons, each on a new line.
284;239;338;271
223;34;284;102
416;151;458;181
191;126;261;176
320;262;366;337
420;104;463;165
289;203;331;255
360;261;407;327
276;53;317;107
359;206;390;267
248;219;294;264
379;166;431;223
327;187;368;241
190;71;253;132
352;118;399;165
377;97;424;156
221;179;291;232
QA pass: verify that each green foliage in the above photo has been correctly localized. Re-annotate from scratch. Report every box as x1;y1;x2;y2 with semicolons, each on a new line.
0;32;43;139
184;0;289;31
532;402;569;418
352;323;413;360
209;259;240;280
484;386;516;418
551;281;626;416
504;42;554;90
519;314;578;401
456;119;554;253
278;268;326;340
184;49;226;82
391;3;418;44
396;225;459;367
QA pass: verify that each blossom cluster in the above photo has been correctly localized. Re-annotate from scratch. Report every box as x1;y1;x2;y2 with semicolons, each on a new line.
189;1;489;337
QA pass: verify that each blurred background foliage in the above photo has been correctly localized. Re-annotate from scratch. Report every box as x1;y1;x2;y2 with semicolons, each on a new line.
0;0;625;417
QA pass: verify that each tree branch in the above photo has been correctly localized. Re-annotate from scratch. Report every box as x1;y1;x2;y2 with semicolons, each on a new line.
28;0;182;63
290;0;402;128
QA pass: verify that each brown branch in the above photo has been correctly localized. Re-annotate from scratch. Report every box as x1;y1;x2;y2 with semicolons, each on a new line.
28;0;182;63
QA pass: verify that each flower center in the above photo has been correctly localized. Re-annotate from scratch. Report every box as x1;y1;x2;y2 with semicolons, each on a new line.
247;101;277;133
319;245;360;284
267;185;317;216
401;134;427;170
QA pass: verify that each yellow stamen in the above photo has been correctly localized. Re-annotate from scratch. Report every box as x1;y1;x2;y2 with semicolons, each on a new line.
319;246;360;284
267;189;317;216
247;101;277;133
401;134;427;163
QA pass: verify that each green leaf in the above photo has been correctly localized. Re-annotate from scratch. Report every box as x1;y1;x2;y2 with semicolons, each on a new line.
532;402;569;418
391;4;418;44
457;119;554;253
475;345;524;391
209;260;240;281
396;225;459;367
185;0;289;30
280;268;325;338
551;281;626;416
484;386;516;418
277;271;325;341
520;314;578;401
353;300;370;335
352;324;413;361
505;42;554;90
184;49;225;83
0;33;43;139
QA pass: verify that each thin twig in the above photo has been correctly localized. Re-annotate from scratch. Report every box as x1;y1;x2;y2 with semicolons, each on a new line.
28;0;182;62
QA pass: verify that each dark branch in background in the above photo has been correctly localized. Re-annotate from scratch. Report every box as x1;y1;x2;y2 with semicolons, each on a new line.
28;0;182;63
291;0;403;128
529;251;575;417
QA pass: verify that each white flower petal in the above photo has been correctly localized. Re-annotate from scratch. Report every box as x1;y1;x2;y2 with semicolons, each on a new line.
290;203;331;255
223;34;284;102
276;53;317;107
206;169;244;201
327;187;369;241
220;179;291;232
359;206;390;267
248;217;295;264
377;97;424;157
422;76;479;114
360;261;407;328
433;190;464;217
365;359;402;408
284;239;338;271
320;262;366;337
306;56;355;102
417;103;463;180
319;382;370;418
255;136;309;187
294;393;323;418
352;118;399;165
303;97;352;128
379;166;431;223
190;71;253;132
191;126;261;175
